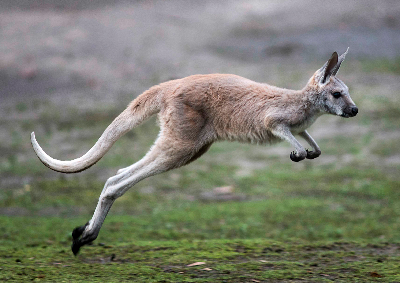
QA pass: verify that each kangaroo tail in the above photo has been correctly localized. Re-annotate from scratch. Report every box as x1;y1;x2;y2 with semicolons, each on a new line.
31;86;161;173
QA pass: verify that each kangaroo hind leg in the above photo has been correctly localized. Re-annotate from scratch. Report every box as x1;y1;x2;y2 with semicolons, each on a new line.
71;136;201;255
184;142;212;165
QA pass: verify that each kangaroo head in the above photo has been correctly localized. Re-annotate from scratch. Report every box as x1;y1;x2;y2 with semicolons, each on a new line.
307;48;358;118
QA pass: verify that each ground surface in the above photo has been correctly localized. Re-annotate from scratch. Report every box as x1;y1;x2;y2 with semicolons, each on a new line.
1;0;400;282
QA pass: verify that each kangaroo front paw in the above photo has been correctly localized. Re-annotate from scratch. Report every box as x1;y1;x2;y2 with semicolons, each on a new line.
306;149;321;159
290;151;306;162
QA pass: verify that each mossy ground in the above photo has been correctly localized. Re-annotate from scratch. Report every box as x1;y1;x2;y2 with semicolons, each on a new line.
1;159;400;281
2;235;400;282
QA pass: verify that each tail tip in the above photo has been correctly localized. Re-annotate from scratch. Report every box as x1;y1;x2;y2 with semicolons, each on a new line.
31;132;36;144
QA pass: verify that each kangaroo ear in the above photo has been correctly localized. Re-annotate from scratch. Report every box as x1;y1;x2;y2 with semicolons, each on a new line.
331;47;349;76
318;52;338;85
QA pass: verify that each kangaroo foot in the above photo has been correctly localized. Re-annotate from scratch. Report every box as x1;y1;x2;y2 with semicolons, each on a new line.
71;222;91;256
306;149;321;159
290;151;306;162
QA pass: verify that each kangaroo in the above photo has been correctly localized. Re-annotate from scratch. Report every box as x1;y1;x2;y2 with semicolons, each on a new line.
31;49;358;255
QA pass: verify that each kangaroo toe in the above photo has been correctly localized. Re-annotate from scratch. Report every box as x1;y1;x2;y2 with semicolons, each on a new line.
71;222;98;256
290;151;306;162
306;149;321;159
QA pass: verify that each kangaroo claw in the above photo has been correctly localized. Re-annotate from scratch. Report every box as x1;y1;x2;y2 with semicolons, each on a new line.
71;222;89;256
306;149;321;159
290;151;304;162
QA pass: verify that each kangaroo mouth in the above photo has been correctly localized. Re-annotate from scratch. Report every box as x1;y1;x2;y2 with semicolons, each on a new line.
341;112;357;118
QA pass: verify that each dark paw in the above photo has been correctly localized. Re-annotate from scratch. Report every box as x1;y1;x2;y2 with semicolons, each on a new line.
72;222;88;240
71;222;89;256
290;151;305;162
306;149;321;159
71;241;82;256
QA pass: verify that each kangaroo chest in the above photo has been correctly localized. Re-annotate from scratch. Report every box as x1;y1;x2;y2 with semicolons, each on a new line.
289;114;320;135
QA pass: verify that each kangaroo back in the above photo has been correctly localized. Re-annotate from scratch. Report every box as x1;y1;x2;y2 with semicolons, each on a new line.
31;86;162;173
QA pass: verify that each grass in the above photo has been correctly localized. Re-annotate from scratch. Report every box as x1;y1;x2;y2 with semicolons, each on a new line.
361;57;400;75
1;159;400;281
2;238;400;282
2;223;400;282
1;63;400;281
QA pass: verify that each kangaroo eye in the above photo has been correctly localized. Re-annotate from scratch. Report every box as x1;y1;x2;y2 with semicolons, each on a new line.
332;92;341;99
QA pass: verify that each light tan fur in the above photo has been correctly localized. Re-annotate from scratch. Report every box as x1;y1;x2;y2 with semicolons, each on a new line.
31;49;358;254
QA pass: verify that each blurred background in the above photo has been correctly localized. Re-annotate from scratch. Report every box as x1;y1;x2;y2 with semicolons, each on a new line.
1;0;400;242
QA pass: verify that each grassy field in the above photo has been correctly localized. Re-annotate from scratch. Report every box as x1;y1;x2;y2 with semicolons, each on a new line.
1;60;400;282
2;1;400;281
2;159;400;282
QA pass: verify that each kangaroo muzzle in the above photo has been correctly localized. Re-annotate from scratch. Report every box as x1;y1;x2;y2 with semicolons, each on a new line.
343;105;358;117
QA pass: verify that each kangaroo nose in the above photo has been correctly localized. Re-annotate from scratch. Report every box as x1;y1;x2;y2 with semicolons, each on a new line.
351;106;358;116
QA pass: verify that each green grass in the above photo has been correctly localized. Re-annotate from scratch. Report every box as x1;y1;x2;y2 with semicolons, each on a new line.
1;161;400;281
2;230;400;282
371;139;400;157
361;57;400;75
1;62;400;281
